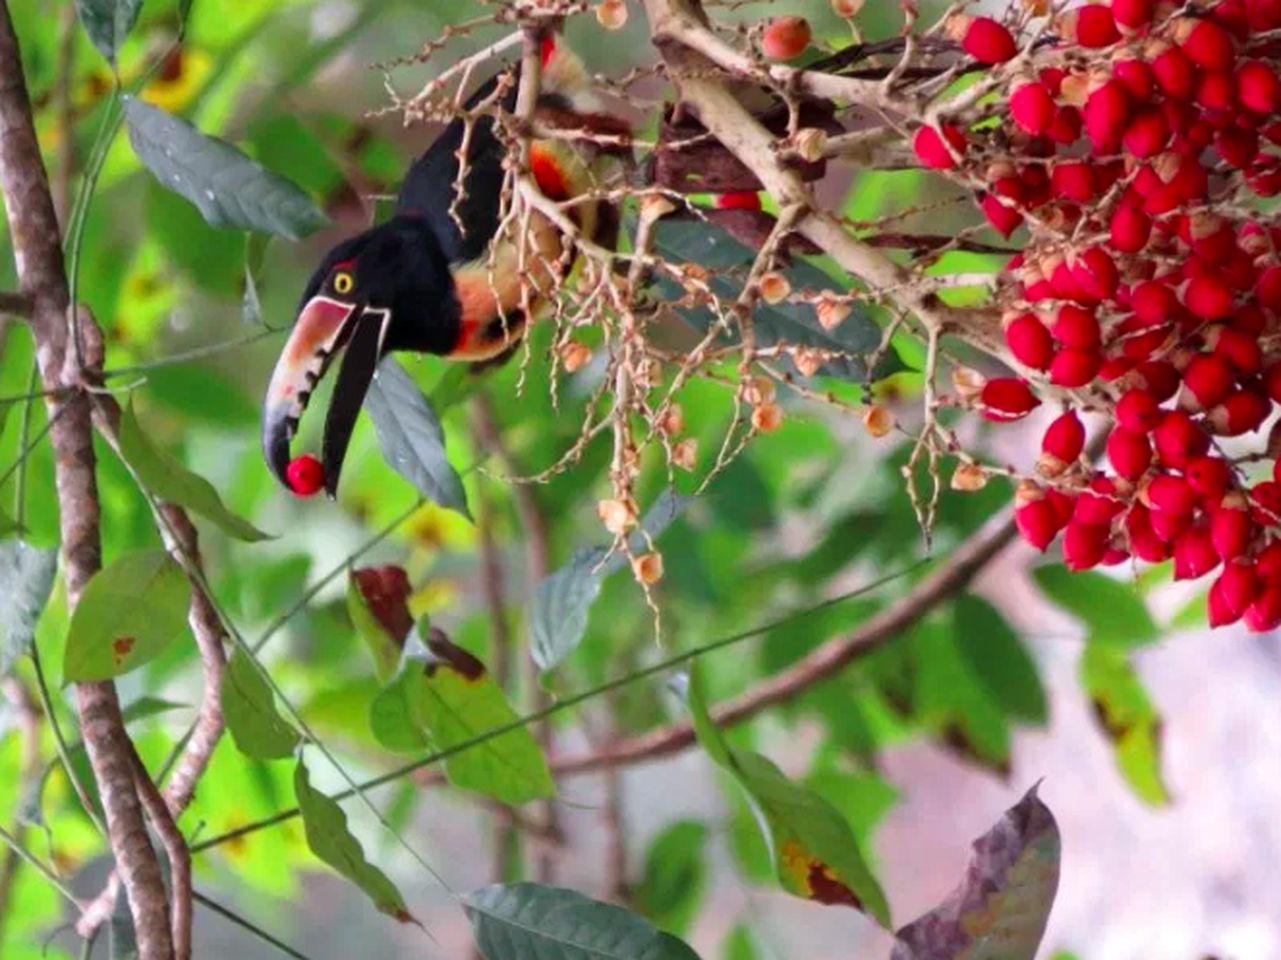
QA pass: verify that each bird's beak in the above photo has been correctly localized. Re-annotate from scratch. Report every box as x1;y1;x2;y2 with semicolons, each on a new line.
262;295;391;497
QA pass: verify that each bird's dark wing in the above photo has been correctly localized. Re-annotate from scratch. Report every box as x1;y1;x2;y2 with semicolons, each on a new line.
396;69;518;265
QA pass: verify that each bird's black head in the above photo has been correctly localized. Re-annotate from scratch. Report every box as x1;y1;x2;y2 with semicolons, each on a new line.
262;215;461;496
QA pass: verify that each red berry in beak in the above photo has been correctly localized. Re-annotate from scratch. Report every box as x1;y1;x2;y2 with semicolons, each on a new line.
286;454;325;497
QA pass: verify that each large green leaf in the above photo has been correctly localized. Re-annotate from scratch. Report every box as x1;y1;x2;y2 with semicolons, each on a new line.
74;0;142;64
951;595;1048;725
0;540;57;677
62;550;191;682
118;402;271;542
1033;567;1158;648
685;665;890;926
891;788;1060;960
464;883;703;960
221;649;301;760
364;358;471;519
530;491;689;672
407;630;554;805
293;759;413;923
123;98;329;240
636;821;709;937
368;665;431;753
1080;646;1169;806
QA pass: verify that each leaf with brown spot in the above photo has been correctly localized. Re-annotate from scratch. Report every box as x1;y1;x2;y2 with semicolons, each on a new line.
347;565;413;683
891;787;1060;960
1081;646;1169;806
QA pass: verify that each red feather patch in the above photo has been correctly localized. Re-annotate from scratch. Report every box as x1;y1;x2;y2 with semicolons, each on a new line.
530;144;570;201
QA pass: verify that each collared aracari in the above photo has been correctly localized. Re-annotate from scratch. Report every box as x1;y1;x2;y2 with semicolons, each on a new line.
262;37;629;497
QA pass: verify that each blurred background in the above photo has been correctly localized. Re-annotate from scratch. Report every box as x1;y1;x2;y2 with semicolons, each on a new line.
1;0;1278;957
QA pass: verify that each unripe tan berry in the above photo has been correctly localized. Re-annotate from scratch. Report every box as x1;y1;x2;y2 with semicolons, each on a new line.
951;366;987;399
759;272;791;304
632;551;664;584
951;462;989;491
862;404;895;438
598;498;638;535
742;376;776;405
793;127;828;162
815;294;851;330
672;438;698;471
792;347;824;377
596;0;629;30
659;404;684;436
752;402;784;432
831;0;864;16
560;341;592;373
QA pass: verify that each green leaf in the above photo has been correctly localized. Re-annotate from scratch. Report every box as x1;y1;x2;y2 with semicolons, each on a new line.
364;358;471;519
636;821;708;936
118;401;271;542
347;566;414;684
0;503;19;538
62;550;191;682
409;629;554;805
74;0;142;64
123;97;329;240
1033;566;1158;648
221;649;301;759
721;926;761;960
892;787;1060;960
243;233;270;326
685;665;890;927
368;666;431;753
951;595;1048;724
0;540;57;677
530;491;689;672
1080;646;1169;806
294;758;413;923
464;883;703;960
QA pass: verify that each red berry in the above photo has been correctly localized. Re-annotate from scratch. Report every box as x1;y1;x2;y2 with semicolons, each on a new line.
1084;80;1132;152
1185;455;1231;498
714;191;762;211
980;192;1024;237
1131;280;1180;325
1153;410;1210;469
1218;560;1259;614
1153;46;1197;100
761;16;812;61
1016;498;1064;551
1182;353;1236;408
1237;60;1281;113
1211;505;1254;560
1074;5;1121;47
1181;18;1236;72
963;16;1017;64
1127;504;1173;562
1117;389;1161;433
1216;126;1260;168
286;454;325;497
1255;266;1281;312
1133;360;1181;401
1046;105;1083;144
1208;389;1270;436
1108;427;1153;479
1196;71;1237;112
1010;82;1057;135
1064;521;1110;571
1150;506;1193;543
1110;204;1152;253
1257;541;1281;581
1114;59;1155;101
913;124;966;170
1005;313;1054;370
1070;247;1119;302
1244;587;1281;631
980;377;1040;421
1041;410;1086;466
1122;110;1171;159
1252;481;1281;525
1049;347;1102;387
1052;304;1100;348
1174;525;1221;580
1112;0;1154;29
1051;161;1095;202
1148;474;1198;516
1208;580;1242;626
1184;274;1235;320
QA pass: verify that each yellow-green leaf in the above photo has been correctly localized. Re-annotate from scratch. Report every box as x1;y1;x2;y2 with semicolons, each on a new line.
1080;646;1169;806
221;649;300;759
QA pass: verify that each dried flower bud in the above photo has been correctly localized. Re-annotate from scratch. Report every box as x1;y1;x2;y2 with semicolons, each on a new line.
672;438;698;471
637;359;663;388
659;404;685;435
682;263;709;283
792;347;825;377
759;272;791;304
951;462;989;491
815;293;851;330
862;404;894;438
752;402;784;432
631;551;664;584
598;498;638;535
595;0;629;30
952;366;987;398
793;127;828;162
640;191;676;220
742;375;777;405
560;341;592;373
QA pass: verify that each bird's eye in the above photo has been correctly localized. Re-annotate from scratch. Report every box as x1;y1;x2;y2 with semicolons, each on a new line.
333;271;355;295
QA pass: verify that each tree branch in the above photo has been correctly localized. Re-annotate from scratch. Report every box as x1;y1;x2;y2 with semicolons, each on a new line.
0;6;173;958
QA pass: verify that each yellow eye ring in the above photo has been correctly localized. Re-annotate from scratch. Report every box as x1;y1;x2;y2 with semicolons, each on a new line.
333;271;354;295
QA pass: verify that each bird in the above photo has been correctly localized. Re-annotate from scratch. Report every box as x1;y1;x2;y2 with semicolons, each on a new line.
261;35;630;498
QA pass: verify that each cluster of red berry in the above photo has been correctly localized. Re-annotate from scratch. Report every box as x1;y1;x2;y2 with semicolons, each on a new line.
922;0;1281;630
